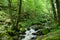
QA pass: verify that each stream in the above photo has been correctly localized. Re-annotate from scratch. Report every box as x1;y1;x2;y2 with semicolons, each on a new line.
20;27;42;40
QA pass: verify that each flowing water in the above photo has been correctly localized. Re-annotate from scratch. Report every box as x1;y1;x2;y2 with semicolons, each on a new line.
21;28;37;40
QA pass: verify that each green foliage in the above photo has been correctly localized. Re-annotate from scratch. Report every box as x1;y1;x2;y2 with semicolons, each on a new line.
0;0;60;40
0;0;8;6
42;28;50;35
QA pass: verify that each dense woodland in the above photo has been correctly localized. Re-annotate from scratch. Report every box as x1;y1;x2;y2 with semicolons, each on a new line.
0;0;60;40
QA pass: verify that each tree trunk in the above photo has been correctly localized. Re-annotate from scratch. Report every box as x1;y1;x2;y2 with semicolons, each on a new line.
51;0;57;21
56;0;60;24
8;0;22;40
16;0;22;31
16;0;22;40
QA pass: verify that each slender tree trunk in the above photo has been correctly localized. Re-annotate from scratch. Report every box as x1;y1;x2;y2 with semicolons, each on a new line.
56;0;60;24
51;0;57;21
16;0;22;40
8;0;22;40
16;0;22;31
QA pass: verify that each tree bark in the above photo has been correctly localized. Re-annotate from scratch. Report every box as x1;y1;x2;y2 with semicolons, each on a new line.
56;0;60;24
16;0;22;40
51;0;57;21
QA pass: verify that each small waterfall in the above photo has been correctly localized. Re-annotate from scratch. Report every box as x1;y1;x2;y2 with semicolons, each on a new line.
21;27;37;40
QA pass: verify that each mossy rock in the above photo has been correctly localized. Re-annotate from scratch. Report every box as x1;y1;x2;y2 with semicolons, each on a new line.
43;35;60;40
36;29;60;40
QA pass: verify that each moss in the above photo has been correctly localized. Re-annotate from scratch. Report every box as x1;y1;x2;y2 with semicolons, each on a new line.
43;35;60;40
36;29;60;40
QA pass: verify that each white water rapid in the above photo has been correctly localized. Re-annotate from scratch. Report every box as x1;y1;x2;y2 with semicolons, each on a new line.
21;28;37;40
